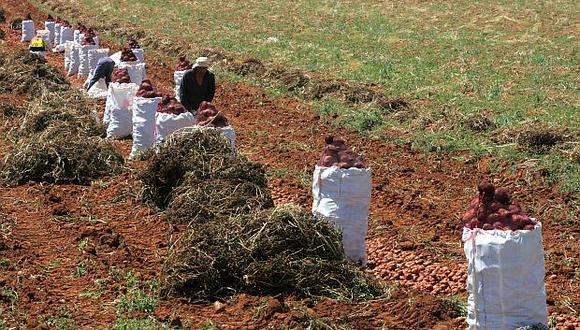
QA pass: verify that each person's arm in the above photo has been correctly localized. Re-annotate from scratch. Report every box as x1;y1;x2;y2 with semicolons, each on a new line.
206;72;215;102
179;71;193;111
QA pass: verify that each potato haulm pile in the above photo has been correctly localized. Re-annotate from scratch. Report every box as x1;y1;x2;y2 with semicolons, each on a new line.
463;181;537;231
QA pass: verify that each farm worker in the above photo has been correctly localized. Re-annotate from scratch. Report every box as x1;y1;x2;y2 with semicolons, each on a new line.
179;56;215;113
28;32;48;57
86;57;115;91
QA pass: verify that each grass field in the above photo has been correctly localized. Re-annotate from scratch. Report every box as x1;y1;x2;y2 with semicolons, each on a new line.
36;0;579;191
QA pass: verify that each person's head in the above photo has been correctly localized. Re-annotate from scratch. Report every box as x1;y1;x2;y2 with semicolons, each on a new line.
193;56;210;74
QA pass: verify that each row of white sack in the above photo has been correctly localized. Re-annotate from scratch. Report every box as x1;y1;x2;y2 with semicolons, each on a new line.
21;20;100;49
64;44;146;82
99;82;235;158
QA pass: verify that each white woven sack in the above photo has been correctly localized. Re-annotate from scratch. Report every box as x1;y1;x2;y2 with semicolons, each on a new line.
109;51;122;66
155;112;195;144
88;48;109;71
106;83;139;139
132;48;144;63
63;41;73;71
60;26;73;45
45;21;55;45
118;62;146;85
93;35;100;48
87;79;108;99
21;20;34;42
312;165;372;265
130;97;161;159
53;23;62;48
66;45;80;76
463;223;547;330
39;30;51;52
73;30;80;44
219;126;236;153
174;70;187;102
78;45;97;77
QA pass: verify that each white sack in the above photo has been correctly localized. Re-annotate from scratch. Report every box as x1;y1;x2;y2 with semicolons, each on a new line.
463;223;548;330
110;51;122;66
87;79;108;99
88;48;109;71
118;62;146;85
78;45;97;77
53;23;62;49
66;45;80;76
174;70;187;102
312;165;371;265
21;20;35;42
106;83;139;139
63;41;73;71
60;26;73;45
155;112;195;144
132;48;144;63
130;97;161;159
39;30;51;52
93;35;100;48
45;21;55;45
73;30;81;44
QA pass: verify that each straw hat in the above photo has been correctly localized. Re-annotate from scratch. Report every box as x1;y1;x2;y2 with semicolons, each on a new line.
192;57;210;69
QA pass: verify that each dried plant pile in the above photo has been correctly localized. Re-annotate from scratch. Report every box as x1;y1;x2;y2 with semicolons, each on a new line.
0;50;122;185
19;90;104;137
139;129;233;208
1;126;124;185
167;175;273;225
0;50;69;96
161;205;385;300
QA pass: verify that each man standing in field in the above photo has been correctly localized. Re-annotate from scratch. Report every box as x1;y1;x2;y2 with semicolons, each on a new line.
179;57;215;114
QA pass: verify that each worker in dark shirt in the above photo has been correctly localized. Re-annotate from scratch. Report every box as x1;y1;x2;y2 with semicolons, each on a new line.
86;57;115;91
179;57;215;113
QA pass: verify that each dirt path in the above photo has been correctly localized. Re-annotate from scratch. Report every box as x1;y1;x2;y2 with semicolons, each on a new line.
0;1;578;328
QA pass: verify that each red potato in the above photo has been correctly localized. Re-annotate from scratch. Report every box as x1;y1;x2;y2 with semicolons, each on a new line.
120;48;138;62
136;79;162;98
463;181;535;231
175;56;193;71
317;136;367;168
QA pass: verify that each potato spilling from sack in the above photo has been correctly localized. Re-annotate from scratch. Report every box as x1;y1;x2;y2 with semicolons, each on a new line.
194;101;229;127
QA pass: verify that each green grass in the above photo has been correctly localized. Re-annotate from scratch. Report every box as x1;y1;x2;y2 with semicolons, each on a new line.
33;0;579;192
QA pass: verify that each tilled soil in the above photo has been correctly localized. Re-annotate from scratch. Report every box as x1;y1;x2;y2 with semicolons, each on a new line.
0;1;578;329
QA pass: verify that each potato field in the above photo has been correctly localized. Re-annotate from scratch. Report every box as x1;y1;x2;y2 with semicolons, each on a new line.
0;1;578;329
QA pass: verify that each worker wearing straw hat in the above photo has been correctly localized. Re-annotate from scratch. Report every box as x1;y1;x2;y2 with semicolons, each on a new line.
179;57;215;114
